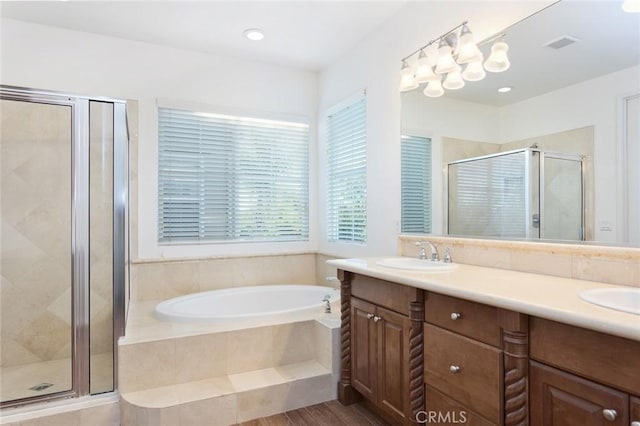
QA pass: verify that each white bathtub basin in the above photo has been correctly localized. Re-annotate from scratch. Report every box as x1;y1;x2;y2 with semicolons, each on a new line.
579;287;640;315
375;257;457;272
155;285;340;322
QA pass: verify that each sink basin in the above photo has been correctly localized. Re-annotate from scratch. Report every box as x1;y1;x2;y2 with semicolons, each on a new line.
375;257;457;272
579;287;640;315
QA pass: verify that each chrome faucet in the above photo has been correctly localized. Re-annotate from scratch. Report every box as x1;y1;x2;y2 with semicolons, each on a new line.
415;240;439;261
322;295;332;313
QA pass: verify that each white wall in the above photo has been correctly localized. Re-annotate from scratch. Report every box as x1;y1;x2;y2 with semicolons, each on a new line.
0;18;318;260
317;1;553;258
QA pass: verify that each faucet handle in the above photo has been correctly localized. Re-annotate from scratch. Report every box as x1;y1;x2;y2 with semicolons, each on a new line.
443;249;453;263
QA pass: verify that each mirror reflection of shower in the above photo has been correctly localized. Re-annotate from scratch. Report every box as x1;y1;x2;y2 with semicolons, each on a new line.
0;87;128;407
447;148;585;241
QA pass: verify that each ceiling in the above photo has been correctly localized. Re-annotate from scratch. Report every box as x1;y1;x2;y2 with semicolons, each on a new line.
0;0;407;71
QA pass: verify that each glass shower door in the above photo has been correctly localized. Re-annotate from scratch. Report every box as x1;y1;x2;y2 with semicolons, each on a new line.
0;99;74;402
541;154;584;240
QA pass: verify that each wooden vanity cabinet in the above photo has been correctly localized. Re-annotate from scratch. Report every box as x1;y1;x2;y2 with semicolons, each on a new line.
423;292;513;425
339;271;424;425
530;317;640;426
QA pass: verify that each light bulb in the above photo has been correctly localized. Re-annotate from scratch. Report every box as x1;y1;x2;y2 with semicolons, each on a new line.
443;66;465;90
456;24;483;64
462;57;486;82
399;60;419;92
484;40;510;73
623;0;640;12
423;79;444;97
415;50;437;83
435;38;458;74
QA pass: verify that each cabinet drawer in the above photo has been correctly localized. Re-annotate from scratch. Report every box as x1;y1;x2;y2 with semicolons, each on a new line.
424;323;503;424
530;361;629;426
425;292;500;347
351;273;420;316
530;317;640;395
425;386;495;426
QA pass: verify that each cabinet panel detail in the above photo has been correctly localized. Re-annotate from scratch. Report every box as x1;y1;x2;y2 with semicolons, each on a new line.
425;292;500;347
424;323;503;423
425;385;496;426
351;297;377;401
530;317;640;395
530;361;628;426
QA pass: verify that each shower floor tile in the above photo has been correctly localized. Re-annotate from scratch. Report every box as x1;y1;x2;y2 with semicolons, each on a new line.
0;352;112;403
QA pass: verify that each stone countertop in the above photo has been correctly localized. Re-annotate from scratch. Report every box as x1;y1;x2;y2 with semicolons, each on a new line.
327;257;640;341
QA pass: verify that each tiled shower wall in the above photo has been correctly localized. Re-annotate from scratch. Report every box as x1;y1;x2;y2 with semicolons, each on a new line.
1;100;73;368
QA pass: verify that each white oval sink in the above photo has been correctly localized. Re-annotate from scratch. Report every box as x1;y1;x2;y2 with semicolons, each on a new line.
579;287;640;315
375;257;457;272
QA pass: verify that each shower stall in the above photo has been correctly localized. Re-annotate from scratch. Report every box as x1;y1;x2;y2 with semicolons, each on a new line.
0;86;128;407
447;148;585;241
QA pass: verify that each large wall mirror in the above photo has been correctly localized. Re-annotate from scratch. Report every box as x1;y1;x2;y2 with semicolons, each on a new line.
401;0;640;246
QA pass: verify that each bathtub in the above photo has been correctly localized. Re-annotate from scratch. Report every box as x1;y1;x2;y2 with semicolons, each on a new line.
154;285;340;323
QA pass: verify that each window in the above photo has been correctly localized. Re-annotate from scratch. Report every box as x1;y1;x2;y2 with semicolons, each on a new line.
401;135;432;233
327;95;367;243
158;107;309;243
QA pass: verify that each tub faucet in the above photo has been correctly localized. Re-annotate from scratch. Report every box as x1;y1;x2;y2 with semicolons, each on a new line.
415;240;439;261
322;295;332;313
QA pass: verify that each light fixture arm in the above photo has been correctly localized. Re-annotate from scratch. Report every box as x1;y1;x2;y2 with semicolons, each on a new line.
400;21;468;62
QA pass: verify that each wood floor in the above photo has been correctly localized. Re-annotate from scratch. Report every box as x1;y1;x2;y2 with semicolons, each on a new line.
235;401;391;426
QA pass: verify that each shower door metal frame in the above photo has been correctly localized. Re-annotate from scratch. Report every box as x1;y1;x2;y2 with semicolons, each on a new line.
0;85;127;408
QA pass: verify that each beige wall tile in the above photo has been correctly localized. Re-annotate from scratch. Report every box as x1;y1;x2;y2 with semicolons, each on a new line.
572;256;640;287
510;251;572;278
178;394;236;426
198;259;237;291
226;326;273;375
272;321;315;366
235;382;289;423
118;339;176;392
175;332;228;383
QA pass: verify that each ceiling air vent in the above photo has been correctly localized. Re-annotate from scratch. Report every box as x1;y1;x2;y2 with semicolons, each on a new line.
543;36;580;50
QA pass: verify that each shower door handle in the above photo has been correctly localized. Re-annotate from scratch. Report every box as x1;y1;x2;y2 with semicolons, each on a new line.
532;213;540;228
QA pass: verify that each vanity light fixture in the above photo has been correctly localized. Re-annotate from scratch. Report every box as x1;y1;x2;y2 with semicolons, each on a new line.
399;21;511;97
243;28;265;41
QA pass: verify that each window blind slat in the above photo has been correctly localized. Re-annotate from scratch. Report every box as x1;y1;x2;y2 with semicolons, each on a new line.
401;135;432;233
327;96;367;243
158;107;309;242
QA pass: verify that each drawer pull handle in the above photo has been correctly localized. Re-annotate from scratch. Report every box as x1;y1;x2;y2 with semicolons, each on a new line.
630;421;640;426
602;409;617;422
366;313;374;320
450;312;462;320
373;315;381;323
449;365;461;374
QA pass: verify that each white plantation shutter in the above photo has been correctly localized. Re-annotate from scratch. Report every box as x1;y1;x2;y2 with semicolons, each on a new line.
158;107;309;242
401;135;432;233
327;96;367;243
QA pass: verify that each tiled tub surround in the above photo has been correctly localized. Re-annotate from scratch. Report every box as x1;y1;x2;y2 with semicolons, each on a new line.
130;253;321;302
118;295;340;425
399;235;640;288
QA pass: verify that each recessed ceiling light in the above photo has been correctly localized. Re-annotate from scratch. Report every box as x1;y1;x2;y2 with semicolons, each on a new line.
497;86;512;93
243;29;264;41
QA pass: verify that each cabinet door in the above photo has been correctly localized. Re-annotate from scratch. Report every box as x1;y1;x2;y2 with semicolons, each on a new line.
631;396;640;425
531;361;628;426
376;305;410;423
351;297;377;401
